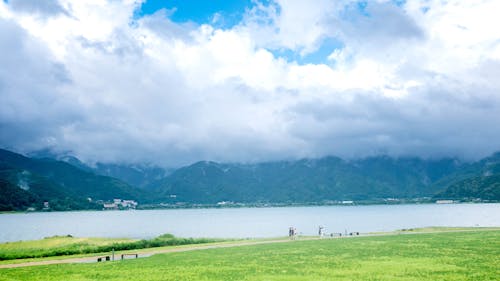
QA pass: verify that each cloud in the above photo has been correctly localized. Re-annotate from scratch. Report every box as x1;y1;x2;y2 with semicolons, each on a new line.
7;0;68;17
288;81;500;160
1;0;500;167
0;17;78;152
336;1;425;55
239;0;335;55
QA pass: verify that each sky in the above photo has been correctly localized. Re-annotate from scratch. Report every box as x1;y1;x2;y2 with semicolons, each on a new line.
1;0;500;167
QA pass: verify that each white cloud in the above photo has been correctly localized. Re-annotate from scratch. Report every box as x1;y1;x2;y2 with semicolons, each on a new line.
1;0;500;166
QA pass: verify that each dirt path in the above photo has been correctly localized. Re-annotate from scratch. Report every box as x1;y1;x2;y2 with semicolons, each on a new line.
2;228;497;269
0;238;305;269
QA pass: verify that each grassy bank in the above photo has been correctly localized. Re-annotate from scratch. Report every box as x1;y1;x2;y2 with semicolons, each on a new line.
0;234;224;260
0;229;498;280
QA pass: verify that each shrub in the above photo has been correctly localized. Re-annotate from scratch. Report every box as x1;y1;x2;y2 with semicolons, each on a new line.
0;234;225;260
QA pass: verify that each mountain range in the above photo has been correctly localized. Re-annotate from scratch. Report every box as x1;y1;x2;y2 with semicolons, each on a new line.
0;149;143;211
1;148;499;211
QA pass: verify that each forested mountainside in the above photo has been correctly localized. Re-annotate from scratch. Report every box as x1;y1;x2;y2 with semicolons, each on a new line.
0;149;144;211
1;148;499;211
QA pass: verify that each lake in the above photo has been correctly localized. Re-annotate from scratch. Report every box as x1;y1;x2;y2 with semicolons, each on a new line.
0;203;499;242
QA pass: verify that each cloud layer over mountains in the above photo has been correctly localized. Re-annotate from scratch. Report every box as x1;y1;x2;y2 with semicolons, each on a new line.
1;0;500;167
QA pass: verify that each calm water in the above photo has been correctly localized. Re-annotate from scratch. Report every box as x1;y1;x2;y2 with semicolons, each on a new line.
0;204;499;242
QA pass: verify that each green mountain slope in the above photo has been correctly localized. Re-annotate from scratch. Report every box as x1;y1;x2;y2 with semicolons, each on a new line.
0;149;145;210
93;163;169;189
0;172;37;211
51;155;169;189
150;156;466;204
2;148;499;209
0;165;102;211
433;153;500;200
435;174;500;200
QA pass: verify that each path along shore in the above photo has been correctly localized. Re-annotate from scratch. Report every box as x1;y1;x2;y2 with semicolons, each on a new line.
1;228;498;269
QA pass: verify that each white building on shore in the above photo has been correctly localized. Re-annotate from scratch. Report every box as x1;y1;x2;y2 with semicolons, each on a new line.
103;199;138;210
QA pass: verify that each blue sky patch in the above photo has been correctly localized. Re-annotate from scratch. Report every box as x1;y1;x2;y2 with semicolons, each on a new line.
273;37;344;65
136;0;253;28
392;0;407;7
357;1;369;16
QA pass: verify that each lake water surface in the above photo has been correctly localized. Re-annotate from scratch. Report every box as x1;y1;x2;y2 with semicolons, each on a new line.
0;203;499;242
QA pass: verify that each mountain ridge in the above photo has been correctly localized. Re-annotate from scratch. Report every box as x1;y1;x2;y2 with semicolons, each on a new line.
1;148;499;210
0;149;146;211
148;156;467;204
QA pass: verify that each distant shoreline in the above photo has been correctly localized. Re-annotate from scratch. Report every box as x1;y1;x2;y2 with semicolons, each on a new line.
137;199;498;210
1;200;498;214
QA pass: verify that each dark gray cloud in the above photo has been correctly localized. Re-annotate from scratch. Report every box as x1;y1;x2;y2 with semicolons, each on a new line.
349;2;424;41
287;76;500;161
0;18;79;154
332;1;425;58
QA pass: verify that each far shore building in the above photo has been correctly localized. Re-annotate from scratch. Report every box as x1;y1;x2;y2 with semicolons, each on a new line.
103;199;138;210
103;203;118;210
122;200;138;208
436;200;455;204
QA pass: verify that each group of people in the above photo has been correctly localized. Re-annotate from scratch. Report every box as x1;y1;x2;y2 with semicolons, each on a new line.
288;226;358;238
288;226;324;238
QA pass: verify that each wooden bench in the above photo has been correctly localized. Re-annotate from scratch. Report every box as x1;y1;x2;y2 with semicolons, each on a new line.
121;253;139;260
97;256;111;262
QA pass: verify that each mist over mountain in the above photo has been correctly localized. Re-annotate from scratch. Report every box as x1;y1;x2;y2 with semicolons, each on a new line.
27;150;171;189
0;149;145;211
2;148;498;211
148;156;464;204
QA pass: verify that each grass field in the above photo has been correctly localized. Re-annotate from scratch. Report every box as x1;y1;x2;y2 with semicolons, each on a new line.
0;236;135;260
0;234;223;260
0;229;498;280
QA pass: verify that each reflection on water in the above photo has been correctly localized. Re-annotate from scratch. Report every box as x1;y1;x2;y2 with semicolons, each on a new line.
0;203;499;242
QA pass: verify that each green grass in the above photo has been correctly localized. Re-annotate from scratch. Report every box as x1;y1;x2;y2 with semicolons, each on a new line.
0;236;134;260
0;230;499;280
0;234;224;260
370;226;500;235
0;239;250;266
398;226;500;232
